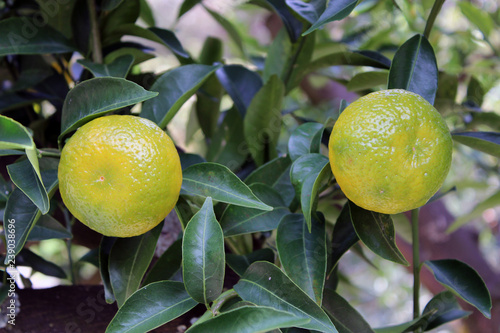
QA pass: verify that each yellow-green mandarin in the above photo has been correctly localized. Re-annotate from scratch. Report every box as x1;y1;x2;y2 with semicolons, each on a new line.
58;115;182;237
328;89;452;214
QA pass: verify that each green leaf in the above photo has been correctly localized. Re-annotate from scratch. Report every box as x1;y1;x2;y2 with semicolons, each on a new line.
0;115;35;150
263;28;291;83
290;153;329;201
59;77;158;140
106;281;198;333
244;75;285;166
226;248;275;276
102;0;124;11
425;259;492;318
204;5;245;56
141;64;217;128
215;65;263;116
101;0;140;45
182;162;273;211
77;54;134;78
349;201;409;265
458;1;494;38
300;162;331;230
178;0;202;18
388;34;438;105
373;312;434;333
234;261;337;332
187;306;311;333
0;150;25;157
329;203;359;272
139;0;155;26
220;183;289;237
0;17;76;56
347;71;388;91
28;214;72;241
260;0;303;42
452;132;500;158
3;169;58;263
7;159;49;214
16;248;66;279
302;51;390;82
447;189;500;233
109;222;163;307
245;157;295;206
277;214;327;304
422;291;471;331
286;0;326;24
303;0;358;35
288;123;324;162
182;197;225;304
465;76;484;107
149;27;189;58
322;289;375;333
143;238;182;285
100;236;117;303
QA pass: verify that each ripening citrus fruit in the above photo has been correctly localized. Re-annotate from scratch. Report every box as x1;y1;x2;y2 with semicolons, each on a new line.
328;89;452;214
58;115;182;237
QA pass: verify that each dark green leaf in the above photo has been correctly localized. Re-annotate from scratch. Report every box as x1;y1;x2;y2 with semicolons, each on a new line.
141;64;217;128
216;65;263;116
244;75;285;166
264;0;303;42
79;248;99;267
452;131;500;158
7;159;49;214
0;17;76;56
60;77;158;140
286;0;326;24
220;183;289;237
101;0;140;45
178;0;202;18
187;306;310;333
149;27;189;58
77;54;134;78
422;291;471;331
143;239;182;285
290;153;329;199
347;71;388;91
0;115;34;150
16;248;66;279
288;123;324;161
330;203;359;272
388;34;438;104
204;5;245;56
182;162;273;211
448;189;500;233
139;0;156;26
106;281;198;333
182;197;225;304
28;214;71;241
300;162;331;230
373;312;434;333
245;157;295;206
102;0;124;11
100;236;117;303
3;169;58;263
322;289;375;333
425;259;491;318
0;150;25;157
303;0;358;35
71;0;90;54
226;248;275;276
109;222;163;307
277;214;327;304
234;261;337;332
349;201;409;265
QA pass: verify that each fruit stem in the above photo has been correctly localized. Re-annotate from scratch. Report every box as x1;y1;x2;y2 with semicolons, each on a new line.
411;208;422;330
87;0;103;64
423;0;446;39
62;205;76;284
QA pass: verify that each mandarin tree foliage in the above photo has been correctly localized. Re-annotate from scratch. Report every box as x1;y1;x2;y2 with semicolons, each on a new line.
0;0;499;332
